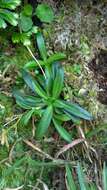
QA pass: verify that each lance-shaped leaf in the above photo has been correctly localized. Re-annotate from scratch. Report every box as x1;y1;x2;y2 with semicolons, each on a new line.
77;163;87;190
0;17;7;28
65;164;77;190
36;32;47;61
54;113;71;122
54;100;93;120
64;110;81;124
0;9;18;26
24;60;44;69
36;106;53;139
53;119;72;142
52;65;64;98
20;109;35;126
103;162;107;190
51;62;61;80
22;69;47;98
13;90;43;109
47;53;66;65
45;67;54;96
0;0;21;10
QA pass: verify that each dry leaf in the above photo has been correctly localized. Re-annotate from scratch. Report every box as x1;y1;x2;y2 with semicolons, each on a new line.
56;138;85;158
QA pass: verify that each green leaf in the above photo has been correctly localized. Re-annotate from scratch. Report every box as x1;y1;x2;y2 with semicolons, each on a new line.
44;68;54;96
35;3;54;23
47;53;66;65
89;184;97;190
12;32;31;45
36;32;47;61
20;109;35;126
22;69;37;92
0;9;18;26
0;0;20;28
77;163;87;190
0;17;7;28
24;60;45;70
34;108;44;116
22;69;47;98
36;106;53;139
51;62;62;81
21;34;31;46
54;100;93;120
64;110;81;124
52;65;64;98
103;162;107;190
0;0;20;10
23;4;33;16
53;119;72;142
66;164;77;190
0;104;5;117
12;32;21;43
13;90;42;109
54;113;71;122
20;14;33;32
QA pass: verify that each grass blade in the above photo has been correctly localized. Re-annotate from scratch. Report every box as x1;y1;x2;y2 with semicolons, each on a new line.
77;163;87;190
66;164;77;190
103;162;107;190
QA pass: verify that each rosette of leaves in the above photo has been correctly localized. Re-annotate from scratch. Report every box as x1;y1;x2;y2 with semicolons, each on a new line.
0;0;20;28
13;63;92;142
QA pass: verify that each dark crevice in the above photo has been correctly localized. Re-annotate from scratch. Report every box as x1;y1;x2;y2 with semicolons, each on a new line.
89;49;107;104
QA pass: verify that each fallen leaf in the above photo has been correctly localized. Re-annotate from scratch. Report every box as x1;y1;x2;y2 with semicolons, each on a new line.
56;138;85;158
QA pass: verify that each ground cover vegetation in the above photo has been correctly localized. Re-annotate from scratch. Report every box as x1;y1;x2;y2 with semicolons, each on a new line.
0;0;107;189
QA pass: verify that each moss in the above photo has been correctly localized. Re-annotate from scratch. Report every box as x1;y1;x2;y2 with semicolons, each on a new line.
0;94;13;124
0;45;31;72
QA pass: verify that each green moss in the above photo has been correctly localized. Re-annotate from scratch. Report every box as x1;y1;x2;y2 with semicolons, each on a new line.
0;45;31;72
0;94;13;123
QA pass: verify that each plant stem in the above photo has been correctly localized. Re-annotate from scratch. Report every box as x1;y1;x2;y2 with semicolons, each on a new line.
27;46;46;79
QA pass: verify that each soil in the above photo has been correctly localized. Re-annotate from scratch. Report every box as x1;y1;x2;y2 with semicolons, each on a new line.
89;49;107;104
52;168;66;190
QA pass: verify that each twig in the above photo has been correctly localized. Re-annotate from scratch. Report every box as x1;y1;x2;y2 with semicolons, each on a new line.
55;138;85;158
3;115;21;128
23;139;53;160
23;139;75;166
